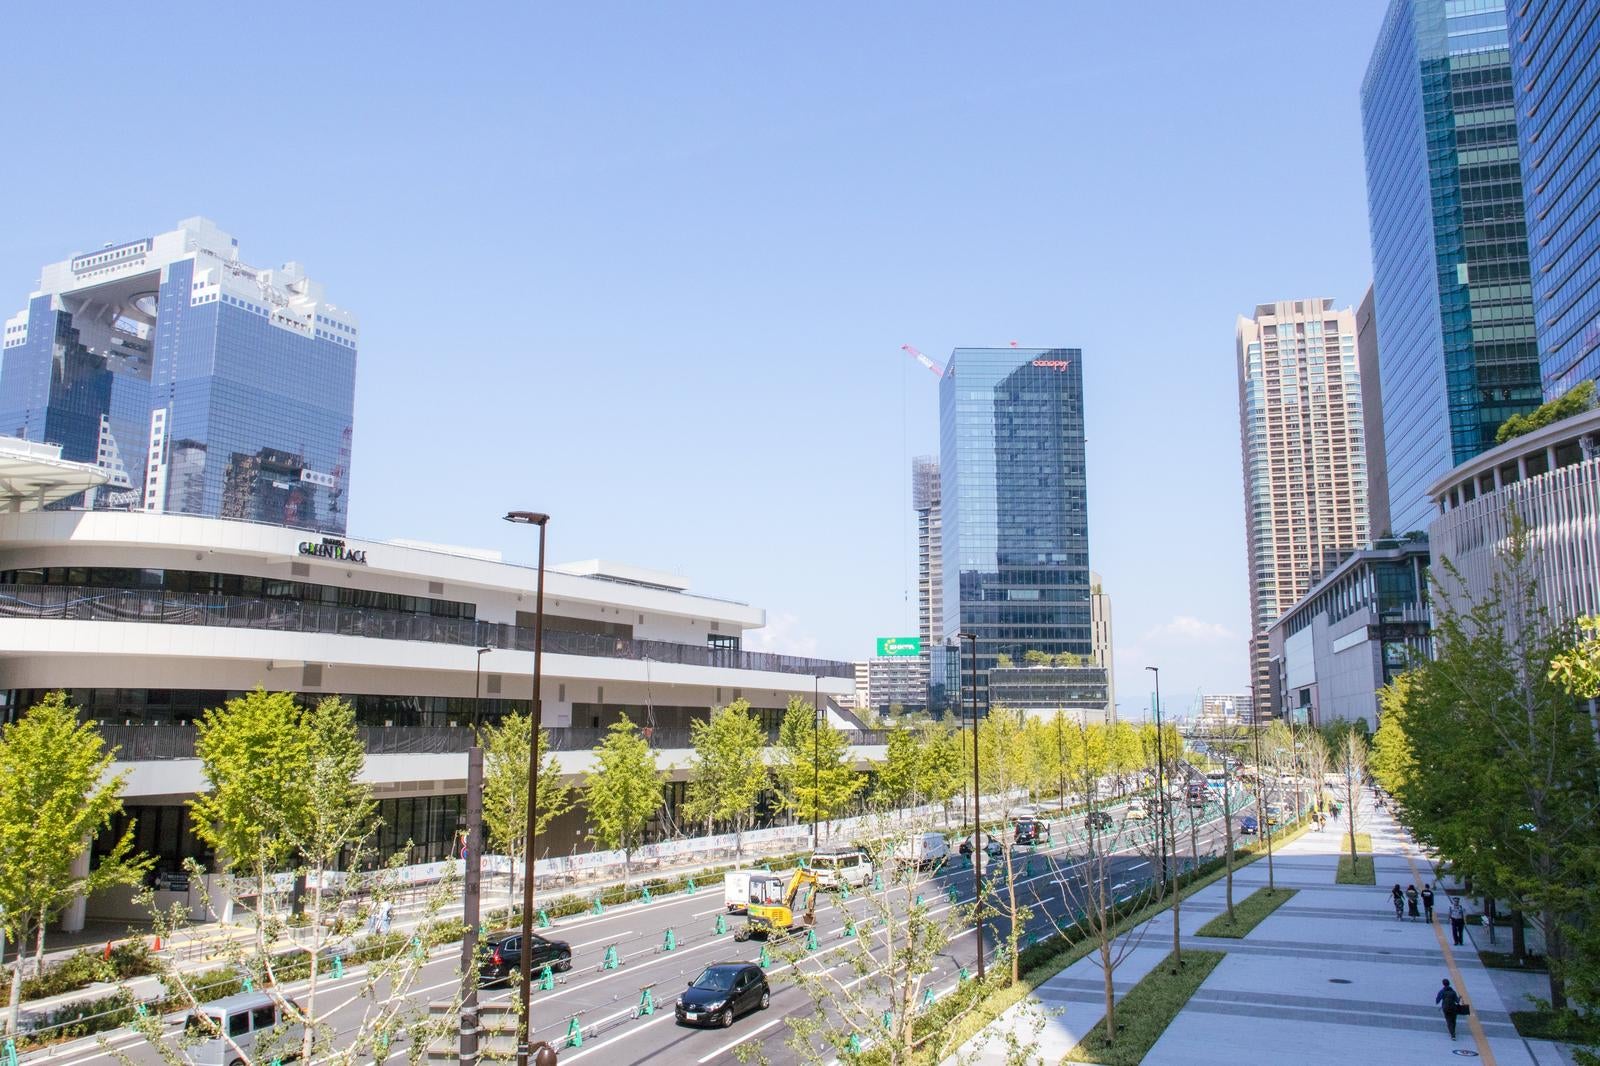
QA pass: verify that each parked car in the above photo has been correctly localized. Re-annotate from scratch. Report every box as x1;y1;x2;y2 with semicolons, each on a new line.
892;832;950;869
479;930;572;984
183;991;304;1066
811;845;873;889
958;833;1004;860
723;869;764;913
675;962;771;1028
1084;810;1114;832
1239;815;1259;836
1012;816;1051;846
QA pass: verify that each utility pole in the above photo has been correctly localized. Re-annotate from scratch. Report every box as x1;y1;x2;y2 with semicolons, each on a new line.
958;632;983;981
459;645;493;1065
1146;666;1167;889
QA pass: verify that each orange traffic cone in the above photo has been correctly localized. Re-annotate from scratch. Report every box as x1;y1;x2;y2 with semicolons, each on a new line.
104;941;112;960
152;935;163;953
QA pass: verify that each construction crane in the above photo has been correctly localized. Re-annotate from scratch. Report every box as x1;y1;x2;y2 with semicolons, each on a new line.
900;344;945;378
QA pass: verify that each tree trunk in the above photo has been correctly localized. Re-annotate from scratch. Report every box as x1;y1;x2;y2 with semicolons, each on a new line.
1100;938;1116;1048
302;870;322;1063
1223;779;1236;923
1510;908;1527;960
1543;911;1567;1011
6;918;28;1036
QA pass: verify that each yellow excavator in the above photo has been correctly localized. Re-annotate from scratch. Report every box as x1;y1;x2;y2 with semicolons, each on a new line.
735;868;817;940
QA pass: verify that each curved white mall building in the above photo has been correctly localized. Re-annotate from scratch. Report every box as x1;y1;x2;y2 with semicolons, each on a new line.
0;510;860;921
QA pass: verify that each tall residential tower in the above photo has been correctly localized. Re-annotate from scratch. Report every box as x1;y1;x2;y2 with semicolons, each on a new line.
1;218;358;532
1237;300;1370;719
940;347;1089;706
1507;0;1600;394
1361;0;1543;533
912;454;941;706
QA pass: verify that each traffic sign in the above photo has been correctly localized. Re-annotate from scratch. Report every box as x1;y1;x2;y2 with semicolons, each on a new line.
875;636;921;657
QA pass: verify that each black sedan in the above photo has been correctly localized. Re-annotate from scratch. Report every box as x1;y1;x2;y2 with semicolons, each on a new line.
958;834;1004;860
479;931;572;984
1084;811;1114;832
675;963;770;1028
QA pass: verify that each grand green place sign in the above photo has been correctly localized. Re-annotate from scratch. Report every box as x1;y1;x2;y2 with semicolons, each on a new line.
875;636;921;657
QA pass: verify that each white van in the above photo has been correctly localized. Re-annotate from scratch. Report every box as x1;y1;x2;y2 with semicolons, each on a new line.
810;845;873;889
891;832;950;869
723;869;764;913
183;991;303;1065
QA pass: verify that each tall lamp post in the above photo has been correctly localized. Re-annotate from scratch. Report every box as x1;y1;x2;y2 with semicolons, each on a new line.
957;631;983;981
1145;666;1167;889
460;644;493;1064
503;511;556;1066
812;675;821;848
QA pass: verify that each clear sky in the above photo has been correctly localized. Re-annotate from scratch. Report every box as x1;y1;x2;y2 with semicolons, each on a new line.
0;2;1392;718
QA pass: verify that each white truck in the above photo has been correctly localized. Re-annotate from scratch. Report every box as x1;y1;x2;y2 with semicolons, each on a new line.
723;869;766;913
891;832;950;869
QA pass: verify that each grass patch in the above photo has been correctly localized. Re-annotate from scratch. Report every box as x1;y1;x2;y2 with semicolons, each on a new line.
1478;950;1548;972
1335;833;1374;884
1510;1009;1600;1043
918;815;1315;1064
1063;950;1225;1064
1195;887;1297;938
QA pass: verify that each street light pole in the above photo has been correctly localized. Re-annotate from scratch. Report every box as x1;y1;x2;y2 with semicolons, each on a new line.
812;674;820;848
504;511;555;1066
1146;666;1167;889
957;631;983;981
460;644;493;1065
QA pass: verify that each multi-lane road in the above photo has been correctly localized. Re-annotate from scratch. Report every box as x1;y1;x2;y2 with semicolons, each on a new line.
29;799;1243;1066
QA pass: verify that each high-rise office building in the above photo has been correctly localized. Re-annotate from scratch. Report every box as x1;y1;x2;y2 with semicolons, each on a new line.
1090;570;1115;716
0;218;357;532
1361;0;1544;534
912;455;942;706
1506;0;1600;395
1237;300;1370;720
939;347;1089;705
1357;285;1392;539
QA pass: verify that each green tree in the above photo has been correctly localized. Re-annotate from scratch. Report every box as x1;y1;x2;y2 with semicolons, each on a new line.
1370;675;1418;796
1495;379;1596;443
1022;649;1051;666
873;724;922;810
481;712;574;899
683;700;767;857
0;693;148;1033
772;698;866;837
584;719;663;886
978;706;1033;983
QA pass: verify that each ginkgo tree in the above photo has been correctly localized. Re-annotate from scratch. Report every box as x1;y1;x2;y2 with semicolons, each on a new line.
481;711;574;900
584;718;663;886
682;699;767;858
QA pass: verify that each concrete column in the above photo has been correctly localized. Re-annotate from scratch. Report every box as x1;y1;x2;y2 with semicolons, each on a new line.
60;847;90;933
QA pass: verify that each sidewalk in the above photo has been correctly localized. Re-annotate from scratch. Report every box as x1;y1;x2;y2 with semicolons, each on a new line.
957;807;1571;1065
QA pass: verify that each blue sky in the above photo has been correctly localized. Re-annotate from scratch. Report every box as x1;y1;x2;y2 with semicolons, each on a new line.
0;2;1391;718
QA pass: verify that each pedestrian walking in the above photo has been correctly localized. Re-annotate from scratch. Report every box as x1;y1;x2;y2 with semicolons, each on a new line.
1435;978;1465;1040
1407;884;1421;920
1449;897;1467;946
1391;884;1405;921
377;899;394;935
1422;884;1436;923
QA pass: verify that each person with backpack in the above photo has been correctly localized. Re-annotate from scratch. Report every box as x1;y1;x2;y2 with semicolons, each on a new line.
1448;897;1467;945
1421;884;1436;923
1435;978;1464;1040
1407;884;1421;920
1391;884;1405;921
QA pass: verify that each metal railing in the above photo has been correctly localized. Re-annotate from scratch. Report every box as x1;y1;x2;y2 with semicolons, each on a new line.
0;582;852;678
93;723;890;760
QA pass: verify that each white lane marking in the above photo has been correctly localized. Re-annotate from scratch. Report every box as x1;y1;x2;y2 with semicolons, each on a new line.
694;904;730;917
695;1016;786;1063
572;930;632;950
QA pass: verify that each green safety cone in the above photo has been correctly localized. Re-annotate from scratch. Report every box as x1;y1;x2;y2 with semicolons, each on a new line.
959;966;971;982
663;928;676;952
873;873;883;891
847;1033;862;1054
763;862;772;871
539;964;554;991
3;1039;16;1066
412;936;425;961
921;986;936;1009
242;978;253;992
331;955;343;979
565;1017;583;1048
592;898;605;916
948;886;959;904
840;884;851;900
715;913;728;935
843;918;855;938
805;927;819;951
134;1003;147;1018
641;884;653;904
537;908;551;928
602;945;619;970
686;878;697;895
914;893;924;907
638;987;656;1016
881;1010;892;1031
759;943;771;968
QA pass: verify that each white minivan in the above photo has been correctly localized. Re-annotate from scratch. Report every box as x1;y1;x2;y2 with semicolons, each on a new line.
183;991;303;1066
723;869;764;913
810;845;873;889
891;832;950;870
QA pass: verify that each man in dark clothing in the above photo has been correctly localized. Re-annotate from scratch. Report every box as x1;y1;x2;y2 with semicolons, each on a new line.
1436;978;1462;1039
1407;884;1421;920
1421;884;1436;922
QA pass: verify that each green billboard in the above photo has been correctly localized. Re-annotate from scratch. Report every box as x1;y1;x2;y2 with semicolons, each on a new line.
875;636;921;657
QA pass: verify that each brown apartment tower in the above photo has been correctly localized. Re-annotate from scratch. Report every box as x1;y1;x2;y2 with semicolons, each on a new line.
1237;299;1370;719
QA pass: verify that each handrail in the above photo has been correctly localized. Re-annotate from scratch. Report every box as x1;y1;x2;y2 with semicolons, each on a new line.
0;583;852;679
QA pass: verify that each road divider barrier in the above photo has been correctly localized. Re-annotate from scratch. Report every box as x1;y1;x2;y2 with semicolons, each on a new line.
662;928;676;952
637;986;656;1017
601;945;619;970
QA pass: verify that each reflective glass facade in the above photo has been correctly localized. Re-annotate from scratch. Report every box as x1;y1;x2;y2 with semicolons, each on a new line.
1507;0;1600;394
1362;0;1544;533
938;347;1089;705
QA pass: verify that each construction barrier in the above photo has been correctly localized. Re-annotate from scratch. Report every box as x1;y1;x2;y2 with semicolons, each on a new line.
565;1016;583;1048
602;945;619;970
538;964;555;991
715;913;728;935
662;928;676;952
638;986;656;1017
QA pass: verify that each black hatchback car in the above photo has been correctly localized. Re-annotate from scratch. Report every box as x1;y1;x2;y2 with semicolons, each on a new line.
675;963;770;1028
479;931;572;984
1012;817;1051;846
1085;811;1114;832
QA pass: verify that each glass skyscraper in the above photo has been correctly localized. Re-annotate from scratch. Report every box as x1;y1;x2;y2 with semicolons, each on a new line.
1361;0;1544;534
1506;0;1600;395
0;218;357;532
938;347;1089;708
